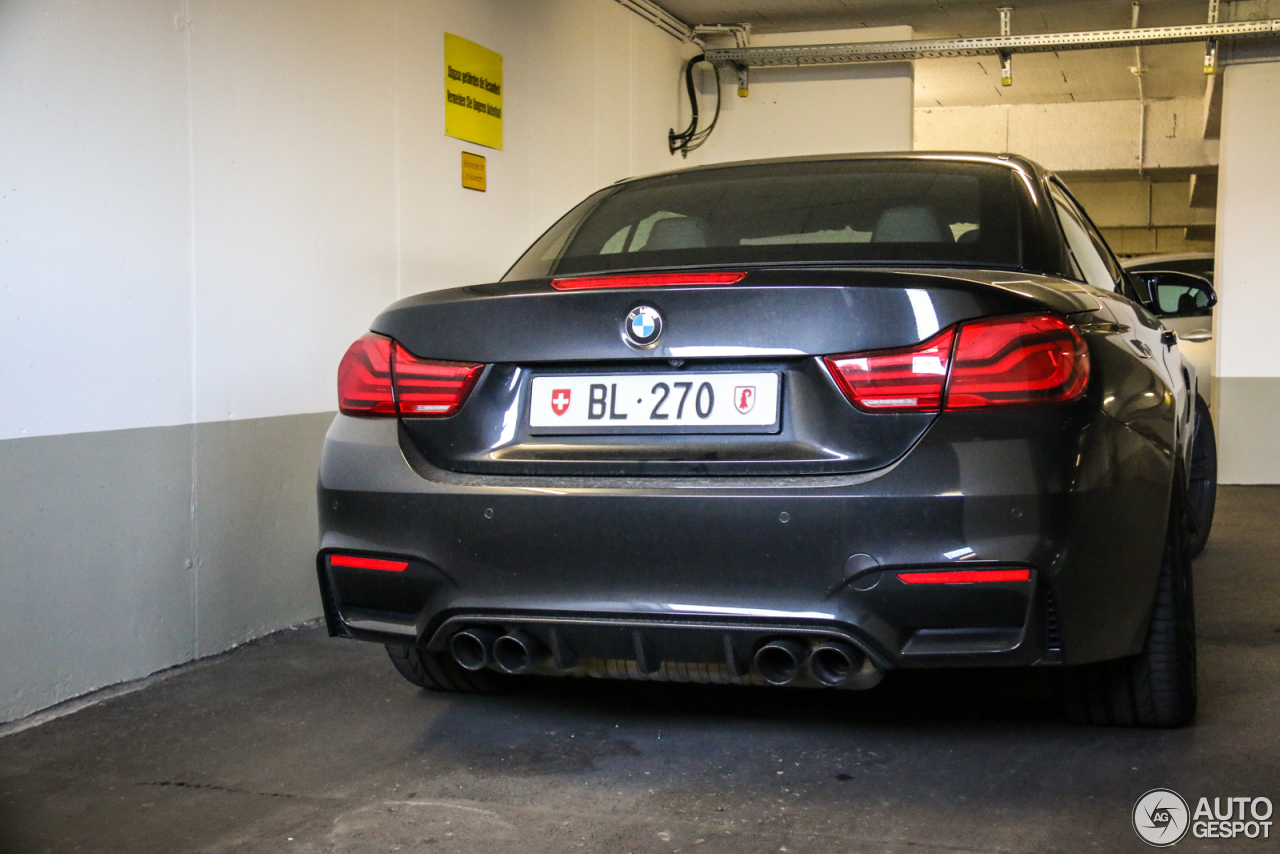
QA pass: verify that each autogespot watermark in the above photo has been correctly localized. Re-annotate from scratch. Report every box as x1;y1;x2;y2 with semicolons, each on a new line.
1132;788;1274;846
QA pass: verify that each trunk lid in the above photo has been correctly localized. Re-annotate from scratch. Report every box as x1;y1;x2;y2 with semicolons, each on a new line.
374;267;1099;477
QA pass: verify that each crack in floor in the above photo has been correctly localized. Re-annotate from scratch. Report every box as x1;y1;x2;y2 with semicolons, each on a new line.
136;780;326;800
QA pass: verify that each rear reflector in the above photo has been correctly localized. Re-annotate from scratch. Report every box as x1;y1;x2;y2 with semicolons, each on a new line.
329;554;409;572
898;569;1032;584
551;271;747;290
824;313;1088;413
824;328;954;412
946;314;1089;409
337;332;483;418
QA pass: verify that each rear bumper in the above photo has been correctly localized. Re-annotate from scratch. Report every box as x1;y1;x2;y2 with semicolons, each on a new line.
316;409;1170;674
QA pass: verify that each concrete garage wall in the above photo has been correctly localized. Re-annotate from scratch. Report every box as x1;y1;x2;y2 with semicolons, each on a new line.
915;98;1221;256
521;1;698;237
1214;60;1280;484
192;415;339;652
0;0;915;724
684;28;915;165
915;98;1218;173
1066;180;1217;257
0;415;331;718
0;0;695;724
0;428;197;718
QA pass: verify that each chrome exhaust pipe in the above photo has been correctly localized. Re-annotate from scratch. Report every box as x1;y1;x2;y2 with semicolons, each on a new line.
808;641;865;687
753;639;809;685
449;627;499;671
492;630;546;674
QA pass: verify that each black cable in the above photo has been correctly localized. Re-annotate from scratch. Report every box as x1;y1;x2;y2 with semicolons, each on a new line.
685;64;722;153
668;54;704;154
668;54;722;157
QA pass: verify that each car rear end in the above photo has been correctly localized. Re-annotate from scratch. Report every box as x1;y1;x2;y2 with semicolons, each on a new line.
316;156;1172;690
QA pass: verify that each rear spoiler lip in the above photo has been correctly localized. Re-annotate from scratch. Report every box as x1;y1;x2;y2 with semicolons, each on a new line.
373;268;1100;364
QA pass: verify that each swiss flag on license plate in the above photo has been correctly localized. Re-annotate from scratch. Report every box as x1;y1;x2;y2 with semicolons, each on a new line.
551;389;571;416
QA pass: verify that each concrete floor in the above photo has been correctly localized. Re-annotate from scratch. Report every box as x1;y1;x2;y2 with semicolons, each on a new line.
1;487;1277;854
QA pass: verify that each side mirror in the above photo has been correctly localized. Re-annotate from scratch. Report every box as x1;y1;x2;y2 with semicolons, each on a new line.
1128;270;1217;318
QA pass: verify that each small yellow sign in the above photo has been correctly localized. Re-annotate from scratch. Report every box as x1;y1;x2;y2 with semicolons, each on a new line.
461;152;486;192
445;33;503;150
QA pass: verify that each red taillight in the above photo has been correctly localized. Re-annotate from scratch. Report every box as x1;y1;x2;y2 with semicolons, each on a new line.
329;554;408;572
392;343;483;416
550;271;747;290
337;332;396;415
824;328;954;413
825;313;1088;413
898;569;1031;584
337;333;483;418
946;314;1089;409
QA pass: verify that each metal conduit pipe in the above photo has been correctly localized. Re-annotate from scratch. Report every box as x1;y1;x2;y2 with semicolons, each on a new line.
610;0;692;42
703;19;1280;68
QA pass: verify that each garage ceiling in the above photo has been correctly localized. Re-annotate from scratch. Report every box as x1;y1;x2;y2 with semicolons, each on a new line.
659;0;1223;106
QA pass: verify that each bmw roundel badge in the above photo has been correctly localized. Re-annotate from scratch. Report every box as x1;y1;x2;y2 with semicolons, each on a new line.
623;305;663;348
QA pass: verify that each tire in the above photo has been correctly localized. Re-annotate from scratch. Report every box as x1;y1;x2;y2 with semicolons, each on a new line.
1187;395;1218;557
1060;507;1197;727
385;644;515;694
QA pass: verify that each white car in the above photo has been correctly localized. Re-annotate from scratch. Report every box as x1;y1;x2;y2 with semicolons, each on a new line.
1121;252;1218;556
1122;252;1215;393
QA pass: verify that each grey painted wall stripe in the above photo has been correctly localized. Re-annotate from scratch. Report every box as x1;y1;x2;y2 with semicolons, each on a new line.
1217;377;1280;485
0;412;333;724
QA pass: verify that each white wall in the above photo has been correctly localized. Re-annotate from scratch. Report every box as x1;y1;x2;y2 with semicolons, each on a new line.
0;0;693;724
0;7;916;446
523;0;696;240
0;0;919;724
1215;61;1280;380
0;0;693;443
686;27;914;166
0;0;194;439
1214;59;1280;483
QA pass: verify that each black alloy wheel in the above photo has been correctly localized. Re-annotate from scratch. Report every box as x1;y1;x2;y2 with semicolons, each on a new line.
385;644;516;694
1187;395;1218;557
1059;501;1198;727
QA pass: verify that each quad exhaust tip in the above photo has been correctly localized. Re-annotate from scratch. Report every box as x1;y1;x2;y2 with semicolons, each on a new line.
451;627;546;674
491;629;546;674
451;625;881;688
753;639;810;685
754;637;876;688
449;627;499;671
809;641;865;687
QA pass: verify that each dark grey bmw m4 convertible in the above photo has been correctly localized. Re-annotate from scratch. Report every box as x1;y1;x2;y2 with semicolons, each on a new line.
317;153;1218;727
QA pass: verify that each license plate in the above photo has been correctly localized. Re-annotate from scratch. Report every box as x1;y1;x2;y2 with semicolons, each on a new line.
529;372;780;433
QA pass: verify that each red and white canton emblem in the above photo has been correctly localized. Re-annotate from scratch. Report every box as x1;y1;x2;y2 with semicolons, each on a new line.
734;386;756;414
551;389;572;416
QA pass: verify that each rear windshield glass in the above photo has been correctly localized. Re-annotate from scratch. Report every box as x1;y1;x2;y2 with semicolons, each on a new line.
503;159;1024;280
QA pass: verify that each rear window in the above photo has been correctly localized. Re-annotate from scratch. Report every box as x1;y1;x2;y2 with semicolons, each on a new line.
503;159;1024;280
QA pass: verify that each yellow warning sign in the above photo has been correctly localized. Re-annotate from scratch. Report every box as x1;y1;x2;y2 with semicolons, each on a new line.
461;152;486;191
445;33;503;150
